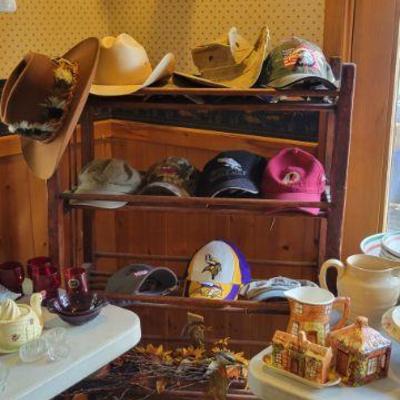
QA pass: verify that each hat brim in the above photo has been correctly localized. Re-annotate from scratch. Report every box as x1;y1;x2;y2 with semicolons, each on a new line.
106;264;178;295
173;26;269;89
70;184;135;209
250;288;288;301
267;73;338;90
188;281;240;300
200;177;259;197
140;181;190;197
90;53;175;96
20;38;100;180
263;191;322;215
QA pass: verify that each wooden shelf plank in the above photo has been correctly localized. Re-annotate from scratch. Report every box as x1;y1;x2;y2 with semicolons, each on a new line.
93;251;318;268
90;97;336;112
61;192;329;216
103;292;289;315
89;86;339;97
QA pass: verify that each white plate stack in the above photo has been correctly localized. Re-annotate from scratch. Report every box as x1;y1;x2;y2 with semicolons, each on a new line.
382;306;400;342
360;231;400;261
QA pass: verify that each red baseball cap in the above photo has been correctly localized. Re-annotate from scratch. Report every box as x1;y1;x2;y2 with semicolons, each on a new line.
261;148;326;215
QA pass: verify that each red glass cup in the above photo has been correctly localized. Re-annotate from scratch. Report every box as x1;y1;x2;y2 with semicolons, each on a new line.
64;267;88;295
27;256;53;278
31;266;60;300
0;261;24;292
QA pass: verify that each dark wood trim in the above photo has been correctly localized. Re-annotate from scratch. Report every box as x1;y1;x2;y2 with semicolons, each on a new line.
47;171;65;271
326;64;356;259
80;108;95;264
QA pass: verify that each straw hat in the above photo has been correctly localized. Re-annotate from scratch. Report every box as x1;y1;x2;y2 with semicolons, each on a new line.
90;33;176;96
0;37;100;179
174;26;269;88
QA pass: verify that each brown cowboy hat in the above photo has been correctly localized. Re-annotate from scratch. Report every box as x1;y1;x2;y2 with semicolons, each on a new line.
0;37;100;179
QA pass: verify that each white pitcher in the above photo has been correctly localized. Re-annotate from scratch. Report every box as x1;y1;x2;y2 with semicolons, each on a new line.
319;254;400;328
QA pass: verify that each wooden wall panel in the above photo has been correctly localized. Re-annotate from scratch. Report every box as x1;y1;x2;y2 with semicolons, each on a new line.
342;0;400;256
107;120;320;283
0;122;113;265
324;0;354;61
0;155;46;262
325;0;400;257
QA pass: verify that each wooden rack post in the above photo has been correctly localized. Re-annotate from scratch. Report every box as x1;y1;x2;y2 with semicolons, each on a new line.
326;63;356;259
80;106;96;265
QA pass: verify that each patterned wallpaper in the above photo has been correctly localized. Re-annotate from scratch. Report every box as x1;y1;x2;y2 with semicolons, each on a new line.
0;0;325;77
109;0;325;71
0;0;110;78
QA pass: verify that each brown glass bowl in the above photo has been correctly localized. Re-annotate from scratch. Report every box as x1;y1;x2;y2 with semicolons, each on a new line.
47;292;107;325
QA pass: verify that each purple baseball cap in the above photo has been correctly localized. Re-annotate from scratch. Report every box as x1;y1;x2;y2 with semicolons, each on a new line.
261;148;326;215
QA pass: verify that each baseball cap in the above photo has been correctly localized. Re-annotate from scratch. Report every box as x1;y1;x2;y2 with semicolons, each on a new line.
261;148;326;215
70;159;141;209
260;37;337;89
106;264;178;296
197;150;266;197
240;277;318;301
185;240;251;300
141;157;199;197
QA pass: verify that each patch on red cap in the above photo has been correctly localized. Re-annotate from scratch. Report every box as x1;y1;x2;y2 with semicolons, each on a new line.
262;148;326;214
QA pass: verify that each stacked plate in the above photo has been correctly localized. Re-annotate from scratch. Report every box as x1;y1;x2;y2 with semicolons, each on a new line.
382;306;400;342
360;231;400;261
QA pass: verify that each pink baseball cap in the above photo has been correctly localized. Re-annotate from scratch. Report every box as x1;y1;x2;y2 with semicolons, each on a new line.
262;148;326;215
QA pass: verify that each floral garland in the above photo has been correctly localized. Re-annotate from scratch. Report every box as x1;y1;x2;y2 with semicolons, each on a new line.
8;57;78;142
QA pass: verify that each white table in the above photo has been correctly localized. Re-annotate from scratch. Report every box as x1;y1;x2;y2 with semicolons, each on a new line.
1;305;141;400
249;338;400;399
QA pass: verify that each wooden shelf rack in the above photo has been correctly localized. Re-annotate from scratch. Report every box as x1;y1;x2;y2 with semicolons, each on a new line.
47;60;355;354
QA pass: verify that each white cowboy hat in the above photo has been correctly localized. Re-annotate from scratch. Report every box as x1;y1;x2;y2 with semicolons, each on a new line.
90;33;175;96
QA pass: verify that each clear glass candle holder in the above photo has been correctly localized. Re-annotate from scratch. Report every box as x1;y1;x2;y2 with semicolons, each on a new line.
19;337;47;363
19;328;70;363
42;327;70;362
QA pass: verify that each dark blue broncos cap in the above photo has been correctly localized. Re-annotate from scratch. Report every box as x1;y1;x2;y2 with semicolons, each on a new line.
197;150;266;197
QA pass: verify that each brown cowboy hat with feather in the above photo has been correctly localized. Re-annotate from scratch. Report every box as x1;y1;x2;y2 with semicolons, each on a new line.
0;37;100;179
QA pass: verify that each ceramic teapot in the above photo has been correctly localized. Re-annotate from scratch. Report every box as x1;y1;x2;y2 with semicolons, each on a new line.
319;254;400;328
0;293;43;353
285;286;350;346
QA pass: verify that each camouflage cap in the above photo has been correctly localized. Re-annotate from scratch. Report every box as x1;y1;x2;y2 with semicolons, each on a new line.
141;156;199;197
261;37;337;89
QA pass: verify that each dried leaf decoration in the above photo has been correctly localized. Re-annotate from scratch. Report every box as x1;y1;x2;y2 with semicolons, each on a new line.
58;314;249;400
71;394;88;400
156;378;167;394
136;344;173;363
175;345;206;360
208;364;229;400
231;351;248;366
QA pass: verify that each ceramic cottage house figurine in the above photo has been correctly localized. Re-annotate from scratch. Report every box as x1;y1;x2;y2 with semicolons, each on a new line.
271;329;333;384
328;316;391;386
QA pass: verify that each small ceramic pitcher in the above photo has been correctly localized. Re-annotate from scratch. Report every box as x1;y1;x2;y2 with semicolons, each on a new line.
319;254;400;328
285;286;350;345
